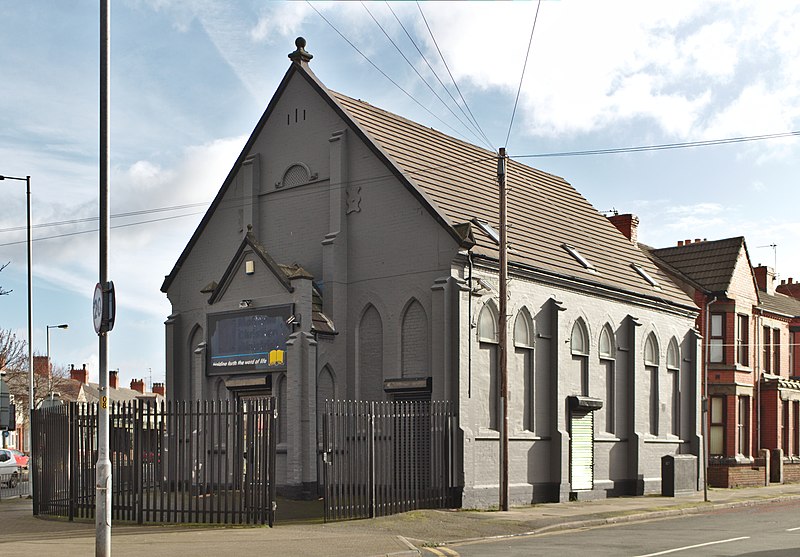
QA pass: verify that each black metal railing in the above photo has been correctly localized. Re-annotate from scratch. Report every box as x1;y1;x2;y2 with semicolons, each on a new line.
322;400;458;522
32;398;277;526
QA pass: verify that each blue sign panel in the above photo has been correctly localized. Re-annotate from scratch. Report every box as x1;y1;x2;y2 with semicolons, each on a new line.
207;304;293;375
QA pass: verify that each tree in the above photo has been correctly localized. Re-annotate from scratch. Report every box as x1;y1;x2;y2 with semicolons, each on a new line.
1;328;76;416
0;261;11;296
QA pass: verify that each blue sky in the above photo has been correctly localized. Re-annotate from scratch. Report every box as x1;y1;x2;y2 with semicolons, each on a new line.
1;1;798;389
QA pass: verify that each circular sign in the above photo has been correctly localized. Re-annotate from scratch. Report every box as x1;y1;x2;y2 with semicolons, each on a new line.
93;282;104;334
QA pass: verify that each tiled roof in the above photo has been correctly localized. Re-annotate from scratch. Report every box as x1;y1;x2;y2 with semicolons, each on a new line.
759;291;800;318
331;91;694;308
649;237;745;294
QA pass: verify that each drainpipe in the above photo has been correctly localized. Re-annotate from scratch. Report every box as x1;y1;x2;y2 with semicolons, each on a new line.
467;251;474;398
703;295;718;503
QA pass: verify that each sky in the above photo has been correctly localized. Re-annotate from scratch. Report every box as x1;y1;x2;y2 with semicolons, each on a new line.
1;0;798;390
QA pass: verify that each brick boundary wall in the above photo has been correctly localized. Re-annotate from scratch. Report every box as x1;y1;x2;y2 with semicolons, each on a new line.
708;461;768;488
784;462;800;483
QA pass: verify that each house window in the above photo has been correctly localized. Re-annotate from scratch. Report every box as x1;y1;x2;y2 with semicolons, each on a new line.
737;314;749;366
514;311;535;432
571;319;590;396
710;396;725;455
667;339;680;437
763;327;771;373
774;328;781;374
599;325;615;434
645;333;659;436
783;400;790;454
710;314;724;363
738;396;750;457
792;402;800;456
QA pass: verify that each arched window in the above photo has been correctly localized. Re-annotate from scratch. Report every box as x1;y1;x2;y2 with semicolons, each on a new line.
644;333;659;366
358;305;383;401
571;318;590;396
401;299;429;378
667;338;680;436
599;324;616;434
478;301;499;429
514;310;535;431
644;332;659;435
317;366;336;444
478;302;498;344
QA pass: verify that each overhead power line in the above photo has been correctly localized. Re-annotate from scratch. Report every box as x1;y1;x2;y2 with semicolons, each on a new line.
0;201;210;234
505;0;542;149
361;2;493;151
416;2;494;149
385;2;494;151
514;130;800;159
307;1;476;145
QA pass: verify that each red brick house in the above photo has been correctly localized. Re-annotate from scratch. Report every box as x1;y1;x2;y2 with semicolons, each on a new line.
645;236;800;487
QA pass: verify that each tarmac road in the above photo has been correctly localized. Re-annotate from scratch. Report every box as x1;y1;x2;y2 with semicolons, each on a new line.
448;499;800;557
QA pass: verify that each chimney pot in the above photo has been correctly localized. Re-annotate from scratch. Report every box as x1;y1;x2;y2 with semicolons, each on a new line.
130;378;145;394
677;240;684;247
694;238;701;244
685;239;692;245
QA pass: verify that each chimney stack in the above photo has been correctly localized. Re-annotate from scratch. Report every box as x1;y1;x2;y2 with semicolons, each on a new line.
69;363;89;384
110;369;119;389
777;276;800;300
607;213;639;246
34;356;50;377
152;382;165;397
130;378;145;394
753;265;776;295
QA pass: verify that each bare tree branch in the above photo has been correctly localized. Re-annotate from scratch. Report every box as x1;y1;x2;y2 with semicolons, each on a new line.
0;261;11;296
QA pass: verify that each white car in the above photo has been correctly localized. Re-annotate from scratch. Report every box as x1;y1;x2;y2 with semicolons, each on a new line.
0;448;20;488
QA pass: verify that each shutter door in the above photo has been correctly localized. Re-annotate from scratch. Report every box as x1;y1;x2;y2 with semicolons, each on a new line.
570;410;594;491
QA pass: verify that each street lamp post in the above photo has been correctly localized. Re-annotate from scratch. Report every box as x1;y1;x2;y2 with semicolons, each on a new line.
46;324;69;399
0;174;34;511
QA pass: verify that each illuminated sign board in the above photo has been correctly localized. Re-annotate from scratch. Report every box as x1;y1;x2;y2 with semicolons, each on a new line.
207;304;293;375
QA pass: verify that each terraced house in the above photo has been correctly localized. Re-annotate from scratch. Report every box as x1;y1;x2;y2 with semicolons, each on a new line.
648;238;800;487
161;39;702;507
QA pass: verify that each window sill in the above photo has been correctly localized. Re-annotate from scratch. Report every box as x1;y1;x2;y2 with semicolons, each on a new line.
644;436;685;444
594;435;625;443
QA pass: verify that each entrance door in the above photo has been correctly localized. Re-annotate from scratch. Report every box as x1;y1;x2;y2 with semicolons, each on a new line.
570;410;594;491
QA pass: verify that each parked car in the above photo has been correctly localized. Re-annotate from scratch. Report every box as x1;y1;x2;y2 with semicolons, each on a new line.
0;448;20;488
11;449;28;469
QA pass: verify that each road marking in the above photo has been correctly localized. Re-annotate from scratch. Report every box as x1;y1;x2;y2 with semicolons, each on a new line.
786;526;800;532
423;547;460;556
634;536;750;557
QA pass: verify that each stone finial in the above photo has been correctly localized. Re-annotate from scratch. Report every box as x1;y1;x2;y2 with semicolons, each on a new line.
288;37;313;64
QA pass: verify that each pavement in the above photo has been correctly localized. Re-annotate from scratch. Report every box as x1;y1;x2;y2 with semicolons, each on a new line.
4;483;800;556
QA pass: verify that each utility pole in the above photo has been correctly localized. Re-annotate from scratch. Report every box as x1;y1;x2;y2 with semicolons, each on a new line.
96;1;112;554
498;147;509;511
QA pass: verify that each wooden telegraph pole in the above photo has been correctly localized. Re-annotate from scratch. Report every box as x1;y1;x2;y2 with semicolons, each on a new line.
498;147;509;511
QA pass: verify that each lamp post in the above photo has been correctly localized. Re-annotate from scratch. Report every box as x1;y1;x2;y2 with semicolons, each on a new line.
46;324;69;399
0;174;33;510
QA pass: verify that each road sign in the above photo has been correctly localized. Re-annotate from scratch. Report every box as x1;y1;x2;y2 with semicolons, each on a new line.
93;281;116;334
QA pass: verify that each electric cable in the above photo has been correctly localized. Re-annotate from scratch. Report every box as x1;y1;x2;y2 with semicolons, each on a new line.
416;2;494;149
514;130;800;159
505;0;541;149
307;1;476;146
361;2;493;151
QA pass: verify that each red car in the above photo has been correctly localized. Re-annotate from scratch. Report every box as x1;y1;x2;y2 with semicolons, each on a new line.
11;449;28;469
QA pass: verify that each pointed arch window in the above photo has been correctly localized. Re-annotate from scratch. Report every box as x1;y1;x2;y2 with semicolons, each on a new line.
478;302;499;344
644;332;660;435
667;338;681;437
514;310;535;431
599;324;616;434
571;319;589;396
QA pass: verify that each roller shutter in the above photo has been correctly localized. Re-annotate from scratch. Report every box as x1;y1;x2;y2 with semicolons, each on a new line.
570;410;594;491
